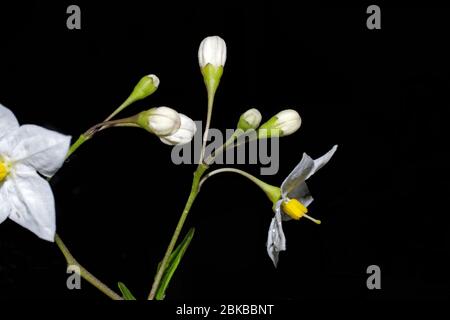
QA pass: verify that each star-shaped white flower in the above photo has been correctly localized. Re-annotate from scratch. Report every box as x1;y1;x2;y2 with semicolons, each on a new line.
0;104;71;241
267;145;338;266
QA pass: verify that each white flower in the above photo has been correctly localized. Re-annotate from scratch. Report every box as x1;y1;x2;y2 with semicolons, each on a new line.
267;145;338;266
198;36;227;68
238;108;262;131
160;114;197;145
0;104;71;241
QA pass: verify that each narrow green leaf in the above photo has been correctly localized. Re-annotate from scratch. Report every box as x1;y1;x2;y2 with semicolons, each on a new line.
155;228;195;300
118;282;137;300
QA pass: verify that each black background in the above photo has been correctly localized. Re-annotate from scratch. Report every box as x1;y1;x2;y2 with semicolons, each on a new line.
0;1;449;301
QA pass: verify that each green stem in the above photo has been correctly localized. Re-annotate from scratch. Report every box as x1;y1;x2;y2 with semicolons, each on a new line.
66;134;89;160
65;116;138;160
148;71;221;299
104;96;134;122
53;133;125;300
200;91;215;162
203;128;260;166
204;130;240;166
148;164;208;300
200;167;281;204
55;234;123;300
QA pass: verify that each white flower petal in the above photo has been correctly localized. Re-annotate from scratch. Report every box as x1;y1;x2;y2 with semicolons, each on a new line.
7;164;56;241
281;153;314;197
0;185;11;224
4;125;71;177
147;106;181;136
288;182;313;209
281;145;338;197
266;201;286;267
0;103;19;140
160;114;197;145
311;145;338;176
198;36;227;67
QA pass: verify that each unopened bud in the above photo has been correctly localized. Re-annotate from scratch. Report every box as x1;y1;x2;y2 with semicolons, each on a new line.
258;109;301;138
130;74;160;101
237;108;262;131
160;114;197;145
137;106;181;136
198;36;227;96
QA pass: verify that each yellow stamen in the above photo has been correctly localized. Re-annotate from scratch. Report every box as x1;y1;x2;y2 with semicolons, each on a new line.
281;198;321;224
0;161;9;182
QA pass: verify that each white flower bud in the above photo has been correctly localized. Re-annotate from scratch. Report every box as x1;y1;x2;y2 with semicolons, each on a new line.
198;36;227;68
258;109;302;137
274;109;302;136
138;107;181;136
160;114;197;145
238;108;262;131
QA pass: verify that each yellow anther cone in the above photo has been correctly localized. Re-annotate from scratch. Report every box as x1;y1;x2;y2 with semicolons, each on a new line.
0;161;9;181
281;198;321;224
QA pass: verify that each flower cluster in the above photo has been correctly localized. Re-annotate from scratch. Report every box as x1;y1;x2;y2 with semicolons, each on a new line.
1;71;198;242
195;36;337;267
122;74;197;145
1;34;337;300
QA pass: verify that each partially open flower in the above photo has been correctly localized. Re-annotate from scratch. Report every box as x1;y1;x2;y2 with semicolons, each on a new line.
160;114;197;145
258;109;302;138
237;108;262;131
267;145;337;266
137;107;181;136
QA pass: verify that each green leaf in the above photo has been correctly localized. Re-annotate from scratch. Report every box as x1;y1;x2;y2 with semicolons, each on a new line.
155;228;195;300
118;282;137;300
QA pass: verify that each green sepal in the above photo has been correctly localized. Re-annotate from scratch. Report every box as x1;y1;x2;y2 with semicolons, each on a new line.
201;64;224;97
258;115;282;138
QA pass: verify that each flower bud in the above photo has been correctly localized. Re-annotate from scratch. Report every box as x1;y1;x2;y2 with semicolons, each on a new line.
258;109;302;138
198;36;227;96
131;74;160;101
237;108;262;131
160;114;197;146
198;36;227;68
106;74;160;121
137;107;181;136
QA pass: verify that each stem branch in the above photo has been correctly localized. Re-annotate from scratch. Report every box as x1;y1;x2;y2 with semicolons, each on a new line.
55;234;123;300
147;164;207;300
